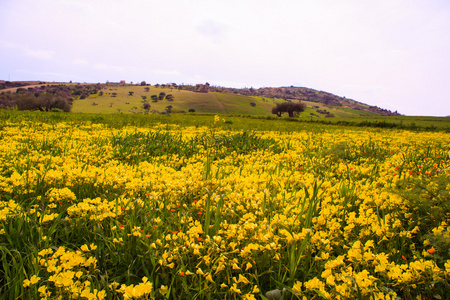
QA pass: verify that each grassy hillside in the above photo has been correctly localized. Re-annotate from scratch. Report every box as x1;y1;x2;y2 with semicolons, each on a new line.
70;85;382;119
1;81;401;118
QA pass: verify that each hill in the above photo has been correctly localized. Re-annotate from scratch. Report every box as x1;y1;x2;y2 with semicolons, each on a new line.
182;84;400;116
0;81;400;118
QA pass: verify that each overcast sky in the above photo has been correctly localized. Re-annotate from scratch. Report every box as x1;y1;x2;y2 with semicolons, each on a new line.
1;0;450;116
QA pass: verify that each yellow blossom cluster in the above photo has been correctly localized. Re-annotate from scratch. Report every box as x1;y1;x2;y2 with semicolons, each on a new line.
0;117;449;299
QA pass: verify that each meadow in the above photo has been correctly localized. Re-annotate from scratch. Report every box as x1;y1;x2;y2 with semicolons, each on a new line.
69;85;386;119
0;110;449;299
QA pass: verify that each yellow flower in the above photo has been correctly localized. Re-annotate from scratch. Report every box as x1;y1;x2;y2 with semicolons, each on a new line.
304;277;324;290
23;275;40;287
196;268;205;275
243;293;257;300
205;273;215;283
290;281;302;295
166;262;175;269
251;285;260;293
230;283;241;294
97;290;106;300
236;274;250;284
160;285;168;295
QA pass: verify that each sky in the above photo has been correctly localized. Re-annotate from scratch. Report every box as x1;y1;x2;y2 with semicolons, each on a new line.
1;0;450;116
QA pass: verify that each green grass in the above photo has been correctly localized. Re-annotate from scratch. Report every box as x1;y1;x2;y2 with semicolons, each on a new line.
73;86;225;115
2;109;449;133
71;85;388;118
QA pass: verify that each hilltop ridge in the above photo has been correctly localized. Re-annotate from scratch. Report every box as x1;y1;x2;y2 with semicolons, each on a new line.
0;80;401;117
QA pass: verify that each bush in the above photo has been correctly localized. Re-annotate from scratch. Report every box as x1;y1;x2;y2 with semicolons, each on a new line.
271;101;306;117
16;93;72;112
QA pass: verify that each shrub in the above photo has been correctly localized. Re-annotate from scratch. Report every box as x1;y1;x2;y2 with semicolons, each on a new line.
16;93;72;112
271;101;306;117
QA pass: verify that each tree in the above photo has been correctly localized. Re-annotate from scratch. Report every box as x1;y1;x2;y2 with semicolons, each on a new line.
271;101;306;117
166;94;174;101
128;91;134;96
16;93;72;112
143;102;151;110
144;87;150;92
188;108;196;113
158;92;166;100
140;81;147;86
151;95;158;102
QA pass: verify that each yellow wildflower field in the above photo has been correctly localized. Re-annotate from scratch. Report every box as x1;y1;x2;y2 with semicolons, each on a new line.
1;114;449;299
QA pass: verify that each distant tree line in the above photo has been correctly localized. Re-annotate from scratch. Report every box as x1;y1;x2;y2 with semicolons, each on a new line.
0;84;102;112
0;81;45;90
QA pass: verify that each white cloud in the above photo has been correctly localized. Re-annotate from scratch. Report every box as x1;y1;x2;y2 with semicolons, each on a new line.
151;69;181;77
0;40;55;60
94;63;124;72
196;19;229;43
72;59;88;65
15;69;74;81
24;48;55;60
0;39;19;49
